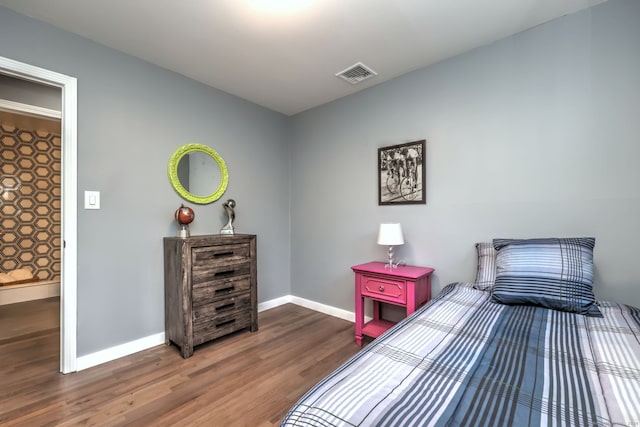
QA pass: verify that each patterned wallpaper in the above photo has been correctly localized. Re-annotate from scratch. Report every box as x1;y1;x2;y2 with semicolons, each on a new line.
0;118;61;281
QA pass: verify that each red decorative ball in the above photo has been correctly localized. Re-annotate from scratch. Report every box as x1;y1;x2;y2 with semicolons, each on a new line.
175;204;195;225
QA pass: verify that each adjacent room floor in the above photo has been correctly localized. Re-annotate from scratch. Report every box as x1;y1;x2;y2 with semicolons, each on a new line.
0;296;59;341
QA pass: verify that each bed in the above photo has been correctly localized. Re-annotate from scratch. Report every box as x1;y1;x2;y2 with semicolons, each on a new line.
281;238;640;426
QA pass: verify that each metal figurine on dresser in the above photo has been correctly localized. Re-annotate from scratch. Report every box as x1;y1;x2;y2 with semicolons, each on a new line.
221;199;236;235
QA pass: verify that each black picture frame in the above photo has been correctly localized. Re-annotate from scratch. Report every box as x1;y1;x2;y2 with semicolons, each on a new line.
378;140;426;205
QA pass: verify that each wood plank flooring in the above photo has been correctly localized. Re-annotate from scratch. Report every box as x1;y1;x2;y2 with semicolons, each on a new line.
0;301;362;426
0;297;59;340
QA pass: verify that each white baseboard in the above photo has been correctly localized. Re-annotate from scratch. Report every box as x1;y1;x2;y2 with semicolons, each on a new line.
76;295;356;372
76;332;166;371
258;295;292;312
0;281;60;305
289;296;356;323
259;295;362;323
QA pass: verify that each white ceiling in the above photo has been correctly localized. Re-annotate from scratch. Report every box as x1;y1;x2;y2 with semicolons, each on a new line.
0;0;606;116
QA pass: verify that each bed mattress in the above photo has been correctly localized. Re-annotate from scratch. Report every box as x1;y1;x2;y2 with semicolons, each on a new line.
281;283;640;426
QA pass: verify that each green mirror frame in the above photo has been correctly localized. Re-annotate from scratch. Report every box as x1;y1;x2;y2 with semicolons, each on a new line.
168;143;229;204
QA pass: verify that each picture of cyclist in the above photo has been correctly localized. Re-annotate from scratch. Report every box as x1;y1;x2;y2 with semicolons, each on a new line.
377;140;426;205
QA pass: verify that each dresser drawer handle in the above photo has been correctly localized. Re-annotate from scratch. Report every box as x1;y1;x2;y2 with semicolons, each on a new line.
215;286;235;294
379;285;385;292
216;303;235;313
215;270;236;277
216;319;236;328
214;251;235;258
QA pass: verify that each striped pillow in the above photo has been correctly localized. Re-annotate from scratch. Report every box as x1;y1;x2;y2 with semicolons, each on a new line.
473;242;496;291
491;237;602;317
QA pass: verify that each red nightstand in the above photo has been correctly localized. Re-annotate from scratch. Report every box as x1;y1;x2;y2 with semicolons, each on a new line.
352;261;434;346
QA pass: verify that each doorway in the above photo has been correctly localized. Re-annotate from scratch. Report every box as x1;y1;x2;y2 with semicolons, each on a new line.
0;56;77;373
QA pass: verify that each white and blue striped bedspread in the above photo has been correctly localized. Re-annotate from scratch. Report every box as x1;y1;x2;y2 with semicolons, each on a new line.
281;283;640;426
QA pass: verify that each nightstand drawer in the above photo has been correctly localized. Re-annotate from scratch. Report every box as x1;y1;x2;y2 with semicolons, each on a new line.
360;276;405;304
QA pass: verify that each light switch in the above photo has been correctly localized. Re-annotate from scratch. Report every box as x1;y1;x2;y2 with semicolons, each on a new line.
84;191;100;209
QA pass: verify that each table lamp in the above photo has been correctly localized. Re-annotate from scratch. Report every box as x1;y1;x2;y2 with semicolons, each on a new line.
377;223;404;269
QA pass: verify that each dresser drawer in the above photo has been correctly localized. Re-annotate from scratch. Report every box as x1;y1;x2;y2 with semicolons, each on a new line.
193;292;252;322
192;259;251;285
192;275;251;305
360;276;406;304
193;311;252;346
191;243;250;269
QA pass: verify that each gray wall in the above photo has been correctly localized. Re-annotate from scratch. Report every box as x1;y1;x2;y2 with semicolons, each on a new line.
0;6;291;356
290;0;640;310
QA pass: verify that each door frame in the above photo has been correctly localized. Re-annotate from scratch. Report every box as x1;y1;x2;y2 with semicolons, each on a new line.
0;56;78;374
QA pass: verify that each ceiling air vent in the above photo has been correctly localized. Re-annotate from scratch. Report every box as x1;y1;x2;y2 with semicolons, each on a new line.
336;62;377;85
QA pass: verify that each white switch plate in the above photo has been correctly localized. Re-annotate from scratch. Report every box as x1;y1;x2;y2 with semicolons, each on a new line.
84;191;100;209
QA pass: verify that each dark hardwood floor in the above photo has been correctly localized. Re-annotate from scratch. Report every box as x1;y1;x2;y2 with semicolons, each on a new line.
0;301;362;426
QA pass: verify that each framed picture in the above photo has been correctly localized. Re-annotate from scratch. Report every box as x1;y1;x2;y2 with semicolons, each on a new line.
378;140;426;205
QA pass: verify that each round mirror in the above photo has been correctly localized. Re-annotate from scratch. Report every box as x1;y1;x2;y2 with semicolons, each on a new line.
168;143;228;204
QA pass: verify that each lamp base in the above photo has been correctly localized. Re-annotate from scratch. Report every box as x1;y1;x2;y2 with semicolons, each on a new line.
385;245;399;269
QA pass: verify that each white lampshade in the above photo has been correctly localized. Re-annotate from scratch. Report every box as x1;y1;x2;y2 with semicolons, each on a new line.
377;223;405;246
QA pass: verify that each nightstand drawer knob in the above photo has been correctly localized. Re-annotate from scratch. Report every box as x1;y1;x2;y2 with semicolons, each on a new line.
379;285;385;292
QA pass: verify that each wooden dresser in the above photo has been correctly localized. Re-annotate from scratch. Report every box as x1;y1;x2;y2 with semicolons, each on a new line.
163;234;257;358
